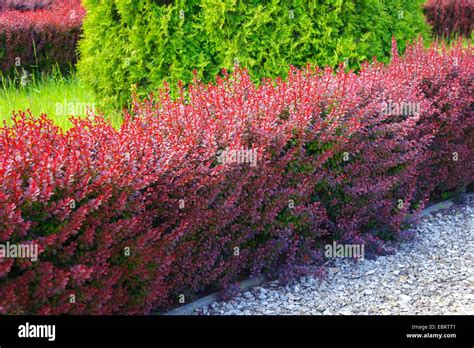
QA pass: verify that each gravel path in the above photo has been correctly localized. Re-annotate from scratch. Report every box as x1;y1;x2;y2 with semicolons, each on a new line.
194;196;474;315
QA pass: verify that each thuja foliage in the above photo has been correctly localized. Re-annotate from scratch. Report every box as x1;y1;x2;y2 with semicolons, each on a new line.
1;40;471;314
77;0;429;109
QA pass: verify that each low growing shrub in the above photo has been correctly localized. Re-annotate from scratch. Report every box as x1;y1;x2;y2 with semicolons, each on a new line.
0;40;472;314
0;0;84;74
424;0;473;38
0;0;52;12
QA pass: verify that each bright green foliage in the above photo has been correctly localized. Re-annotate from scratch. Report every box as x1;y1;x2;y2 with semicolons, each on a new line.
78;0;429;109
0;68;122;130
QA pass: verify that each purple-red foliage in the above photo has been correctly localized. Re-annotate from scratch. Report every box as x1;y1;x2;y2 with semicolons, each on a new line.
0;0;52;12
0;0;84;73
0;40;472;314
424;0;473;38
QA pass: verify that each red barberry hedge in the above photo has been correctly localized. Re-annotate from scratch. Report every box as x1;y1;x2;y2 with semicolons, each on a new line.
424;0;473;38
0;40;472;314
0;0;84;74
0;0;52;12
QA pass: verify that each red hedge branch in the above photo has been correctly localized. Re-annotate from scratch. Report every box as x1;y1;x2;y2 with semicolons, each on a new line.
424;0;473;38
0;40;472;314
0;0;84;73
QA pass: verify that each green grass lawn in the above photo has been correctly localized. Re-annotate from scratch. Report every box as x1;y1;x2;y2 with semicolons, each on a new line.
0;69;122;129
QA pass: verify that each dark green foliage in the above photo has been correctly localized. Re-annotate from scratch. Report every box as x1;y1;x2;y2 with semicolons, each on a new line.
78;0;429;109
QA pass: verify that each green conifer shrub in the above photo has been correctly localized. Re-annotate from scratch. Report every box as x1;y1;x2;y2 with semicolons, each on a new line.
78;0;429;109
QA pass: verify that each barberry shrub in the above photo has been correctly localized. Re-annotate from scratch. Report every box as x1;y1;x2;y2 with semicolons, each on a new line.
0;40;472;314
0;0;84;74
424;0;473;38
0;0;52;12
77;0;429;109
